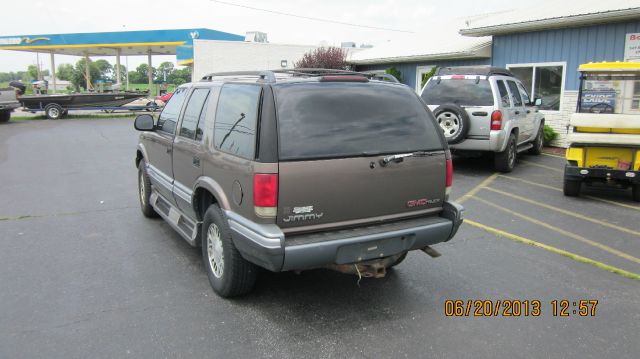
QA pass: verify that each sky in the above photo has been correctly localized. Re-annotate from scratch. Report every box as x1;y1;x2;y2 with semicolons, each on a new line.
0;0;533;73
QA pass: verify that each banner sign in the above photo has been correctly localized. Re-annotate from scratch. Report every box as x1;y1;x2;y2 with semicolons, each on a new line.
625;33;640;62
581;90;616;111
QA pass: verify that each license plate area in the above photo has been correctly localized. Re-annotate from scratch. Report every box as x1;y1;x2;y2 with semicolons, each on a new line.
335;235;412;264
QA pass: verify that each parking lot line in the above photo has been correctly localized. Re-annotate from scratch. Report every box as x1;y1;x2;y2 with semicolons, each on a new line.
499;175;640;211
519;159;563;173
456;172;499;204
465;219;640;281
471;196;640;265
541;152;565;159
481;187;640;237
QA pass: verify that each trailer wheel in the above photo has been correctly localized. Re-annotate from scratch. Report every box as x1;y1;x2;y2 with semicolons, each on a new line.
633;184;640;202
44;104;64;120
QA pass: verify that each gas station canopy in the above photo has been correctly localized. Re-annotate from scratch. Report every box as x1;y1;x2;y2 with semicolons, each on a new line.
0;28;244;63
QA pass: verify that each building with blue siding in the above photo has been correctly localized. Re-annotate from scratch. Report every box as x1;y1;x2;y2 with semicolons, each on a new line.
352;2;640;146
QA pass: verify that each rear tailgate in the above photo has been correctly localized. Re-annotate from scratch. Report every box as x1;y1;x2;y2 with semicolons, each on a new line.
274;81;447;232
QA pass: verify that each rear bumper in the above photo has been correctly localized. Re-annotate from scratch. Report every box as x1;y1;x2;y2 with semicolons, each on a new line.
225;201;464;272
564;164;639;184
0;102;20;111
451;130;507;152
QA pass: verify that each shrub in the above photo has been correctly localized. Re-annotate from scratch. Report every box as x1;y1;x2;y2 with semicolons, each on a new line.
294;47;348;70
543;124;558;146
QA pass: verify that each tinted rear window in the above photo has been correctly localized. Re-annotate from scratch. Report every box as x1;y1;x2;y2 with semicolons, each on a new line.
274;82;443;160
422;79;494;106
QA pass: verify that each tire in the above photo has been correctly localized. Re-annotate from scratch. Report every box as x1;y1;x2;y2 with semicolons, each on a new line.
494;133;517;173
433;104;470;144
386;252;407;269
632;184;640;202
0;111;10;123
137;161;158;218
202;204;257;297
563;178;581;197
528;123;544;155
44;103;64;120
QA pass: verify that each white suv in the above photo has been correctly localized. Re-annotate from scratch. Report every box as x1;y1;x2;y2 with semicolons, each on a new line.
421;66;545;172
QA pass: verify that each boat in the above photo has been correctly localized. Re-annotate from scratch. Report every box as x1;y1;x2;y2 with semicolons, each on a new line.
19;92;145;110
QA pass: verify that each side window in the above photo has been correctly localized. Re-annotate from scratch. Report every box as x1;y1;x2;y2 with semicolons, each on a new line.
179;88;210;140
213;84;262;159
517;82;531;105
507;80;523;107
496;80;511;107
157;87;188;135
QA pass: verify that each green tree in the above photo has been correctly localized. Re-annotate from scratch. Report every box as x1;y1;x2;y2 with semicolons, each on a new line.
27;65;39;81
157;61;175;82
135;63;156;84
56;63;74;81
420;67;437;88
71;58;101;91
168;66;192;85
385;67;403;82
94;59;113;80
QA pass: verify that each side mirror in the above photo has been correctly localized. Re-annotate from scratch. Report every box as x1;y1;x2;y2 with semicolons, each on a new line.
533;98;542;106
134;114;155;131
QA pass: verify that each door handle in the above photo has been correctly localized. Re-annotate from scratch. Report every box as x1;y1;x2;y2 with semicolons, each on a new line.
514;111;520;115
166;147;172;153
192;156;200;167
526;110;531;114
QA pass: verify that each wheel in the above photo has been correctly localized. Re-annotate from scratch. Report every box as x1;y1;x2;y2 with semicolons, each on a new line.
0;111;10;123
137;161;158;218
386;252;407;269
145;101;156;112
494;133;517;173
632;184;640;202
44;104;64;120
202;204;257;297
528;124;544;155
433;104;470;144
563;178;581;197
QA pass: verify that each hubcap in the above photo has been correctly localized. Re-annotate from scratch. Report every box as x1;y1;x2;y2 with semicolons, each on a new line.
207;223;224;278
139;172;146;205
436;112;460;138
49;108;59;118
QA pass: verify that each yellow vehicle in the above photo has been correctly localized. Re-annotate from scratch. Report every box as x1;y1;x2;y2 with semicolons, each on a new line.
564;62;640;202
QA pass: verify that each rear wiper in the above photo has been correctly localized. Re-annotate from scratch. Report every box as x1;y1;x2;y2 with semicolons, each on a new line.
380;151;440;166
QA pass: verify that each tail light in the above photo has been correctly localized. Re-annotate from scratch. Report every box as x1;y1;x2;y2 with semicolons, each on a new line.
254;173;278;217
490;110;503;130
445;159;453;199
451;75;466;80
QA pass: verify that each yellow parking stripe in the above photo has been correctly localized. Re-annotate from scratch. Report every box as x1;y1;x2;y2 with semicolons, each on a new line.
456;173;499;204
482;187;640;237
499;175;640;211
541;152;566;159
519;159;563;173
465;219;640;281
472;196;640;265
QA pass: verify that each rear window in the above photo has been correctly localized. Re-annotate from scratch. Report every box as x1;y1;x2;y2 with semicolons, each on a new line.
274;82;443;160
422;78;494;106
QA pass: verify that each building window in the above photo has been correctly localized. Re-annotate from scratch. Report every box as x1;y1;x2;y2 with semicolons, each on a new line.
507;63;565;111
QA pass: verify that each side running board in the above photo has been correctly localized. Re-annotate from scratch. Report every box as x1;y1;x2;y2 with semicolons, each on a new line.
149;190;201;246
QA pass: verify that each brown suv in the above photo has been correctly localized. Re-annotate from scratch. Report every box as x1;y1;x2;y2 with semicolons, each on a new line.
134;69;464;297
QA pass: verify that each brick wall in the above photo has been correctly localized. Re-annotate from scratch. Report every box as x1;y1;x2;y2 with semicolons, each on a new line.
543;90;578;147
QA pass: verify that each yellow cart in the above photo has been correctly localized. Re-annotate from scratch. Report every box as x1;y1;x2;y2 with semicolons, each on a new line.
564;62;640;201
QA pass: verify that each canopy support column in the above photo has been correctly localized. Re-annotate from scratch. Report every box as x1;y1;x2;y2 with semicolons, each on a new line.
147;49;153;97
49;51;56;94
115;48;122;86
84;52;92;91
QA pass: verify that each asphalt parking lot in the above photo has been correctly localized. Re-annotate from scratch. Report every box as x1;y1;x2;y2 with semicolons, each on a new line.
1;118;639;358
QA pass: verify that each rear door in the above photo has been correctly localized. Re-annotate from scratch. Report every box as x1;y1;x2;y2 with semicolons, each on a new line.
275;82;447;232
506;80;530;142
172;87;212;219
422;76;495;139
517;81;538;137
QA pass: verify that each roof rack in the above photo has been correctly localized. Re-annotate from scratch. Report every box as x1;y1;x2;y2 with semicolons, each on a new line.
435;66;513;77
201;68;399;83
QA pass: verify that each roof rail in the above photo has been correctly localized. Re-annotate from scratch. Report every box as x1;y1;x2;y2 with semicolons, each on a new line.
435;66;513;77
200;68;397;83
201;71;276;83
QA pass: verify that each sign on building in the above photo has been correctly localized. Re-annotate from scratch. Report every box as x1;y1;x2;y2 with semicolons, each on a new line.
624;33;640;61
